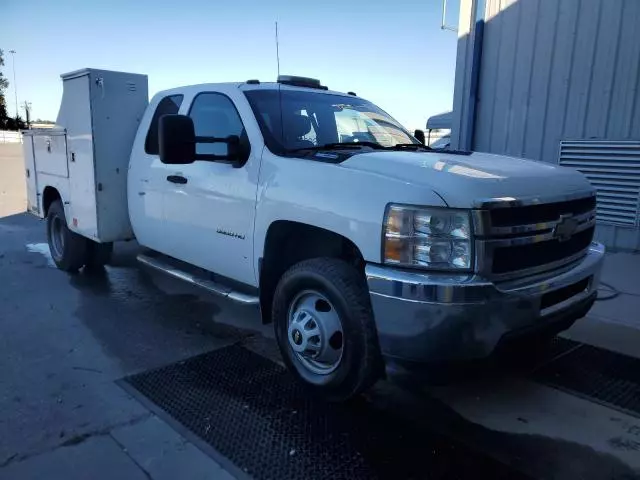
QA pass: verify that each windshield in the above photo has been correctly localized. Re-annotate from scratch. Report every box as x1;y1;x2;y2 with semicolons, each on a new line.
244;89;418;153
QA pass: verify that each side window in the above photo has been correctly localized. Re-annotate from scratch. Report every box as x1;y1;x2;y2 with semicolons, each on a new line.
188;93;246;156
144;95;184;155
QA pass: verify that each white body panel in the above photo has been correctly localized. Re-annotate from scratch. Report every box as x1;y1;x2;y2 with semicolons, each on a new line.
25;69;148;242
128;85;262;285
127;82;593;290
22;135;38;215
22;129;70;219
252;150;447;280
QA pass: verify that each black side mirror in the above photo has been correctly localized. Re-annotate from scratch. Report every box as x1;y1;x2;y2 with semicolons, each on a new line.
159;114;196;165
414;129;426;145
159;114;250;166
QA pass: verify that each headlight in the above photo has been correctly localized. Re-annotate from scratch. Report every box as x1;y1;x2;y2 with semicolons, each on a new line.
383;205;472;270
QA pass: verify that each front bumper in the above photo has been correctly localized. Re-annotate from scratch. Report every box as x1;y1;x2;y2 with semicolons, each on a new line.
366;242;605;363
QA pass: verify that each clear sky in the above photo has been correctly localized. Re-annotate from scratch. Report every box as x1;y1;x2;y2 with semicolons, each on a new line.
0;0;460;131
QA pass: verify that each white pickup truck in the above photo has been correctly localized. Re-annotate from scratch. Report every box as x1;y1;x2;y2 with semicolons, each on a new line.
24;68;604;400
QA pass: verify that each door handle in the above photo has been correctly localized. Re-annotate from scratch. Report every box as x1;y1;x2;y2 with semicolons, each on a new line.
166;175;187;184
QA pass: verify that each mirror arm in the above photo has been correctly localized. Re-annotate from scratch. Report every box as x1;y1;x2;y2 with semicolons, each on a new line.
195;136;234;144
192;135;242;163
194;153;234;161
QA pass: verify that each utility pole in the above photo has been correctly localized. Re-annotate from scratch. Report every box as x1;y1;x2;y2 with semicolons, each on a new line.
9;50;18;119
22;101;31;128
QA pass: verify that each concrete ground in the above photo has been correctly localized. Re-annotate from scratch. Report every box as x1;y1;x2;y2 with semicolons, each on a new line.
1;143;640;479
0;142;27;219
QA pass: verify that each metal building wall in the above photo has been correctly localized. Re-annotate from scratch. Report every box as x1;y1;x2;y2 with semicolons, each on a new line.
452;0;640;251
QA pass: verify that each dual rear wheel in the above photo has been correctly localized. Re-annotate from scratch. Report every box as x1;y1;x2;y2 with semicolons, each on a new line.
46;200;113;272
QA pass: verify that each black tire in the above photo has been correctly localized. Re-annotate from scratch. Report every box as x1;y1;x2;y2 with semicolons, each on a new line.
272;257;383;401
46;200;87;272
84;241;113;269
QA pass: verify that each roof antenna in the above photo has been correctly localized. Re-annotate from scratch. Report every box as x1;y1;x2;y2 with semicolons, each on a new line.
275;21;281;77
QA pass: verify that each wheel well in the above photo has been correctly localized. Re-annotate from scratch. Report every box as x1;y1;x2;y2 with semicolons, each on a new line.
259;221;365;324
42;187;61;216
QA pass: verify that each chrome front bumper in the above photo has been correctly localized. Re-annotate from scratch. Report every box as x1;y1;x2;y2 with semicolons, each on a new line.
366;242;605;363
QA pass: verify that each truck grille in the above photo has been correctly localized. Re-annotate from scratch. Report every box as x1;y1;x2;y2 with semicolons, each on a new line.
474;193;597;280
490;196;596;227
492;227;595;274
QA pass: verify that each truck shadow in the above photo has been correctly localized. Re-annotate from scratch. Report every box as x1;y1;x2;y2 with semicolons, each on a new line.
67;242;254;375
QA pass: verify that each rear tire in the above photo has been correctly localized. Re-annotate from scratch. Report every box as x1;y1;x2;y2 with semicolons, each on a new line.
85;241;113;269
272;257;383;401
46;200;87;272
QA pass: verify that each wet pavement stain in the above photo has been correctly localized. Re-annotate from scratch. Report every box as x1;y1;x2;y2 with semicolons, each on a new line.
66;254;252;373
25;243;56;267
368;382;640;480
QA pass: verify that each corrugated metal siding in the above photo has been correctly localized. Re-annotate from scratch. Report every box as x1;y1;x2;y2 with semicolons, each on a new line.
472;0;640;161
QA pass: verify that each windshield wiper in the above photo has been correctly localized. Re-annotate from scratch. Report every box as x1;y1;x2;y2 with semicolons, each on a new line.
287;141;386;153
286;142;432;154
387;143;432;151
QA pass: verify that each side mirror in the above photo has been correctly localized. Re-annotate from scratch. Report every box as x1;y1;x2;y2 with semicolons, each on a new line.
159;114;250;166
414;129;426;145
159;114;196;165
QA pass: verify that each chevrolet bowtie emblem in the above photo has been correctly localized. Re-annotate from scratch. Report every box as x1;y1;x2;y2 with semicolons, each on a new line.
553;214;579;242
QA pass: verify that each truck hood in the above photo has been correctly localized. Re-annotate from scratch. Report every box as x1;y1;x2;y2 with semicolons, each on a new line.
341;150;593;208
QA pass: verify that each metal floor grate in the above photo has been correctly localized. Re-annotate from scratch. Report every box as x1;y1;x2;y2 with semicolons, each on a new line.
122;344;524;480
534;341;640;419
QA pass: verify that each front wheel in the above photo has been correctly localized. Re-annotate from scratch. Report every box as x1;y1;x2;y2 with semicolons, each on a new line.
46;200;87;272
272;258;383;401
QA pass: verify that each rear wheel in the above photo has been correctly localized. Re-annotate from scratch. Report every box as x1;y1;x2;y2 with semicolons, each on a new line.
84;241;113;269
46;200;87;272
272;258;383;401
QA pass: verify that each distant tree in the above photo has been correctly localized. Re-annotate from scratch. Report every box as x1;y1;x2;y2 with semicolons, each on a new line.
0;49;9;129
6;115;26;130
34;119;55;124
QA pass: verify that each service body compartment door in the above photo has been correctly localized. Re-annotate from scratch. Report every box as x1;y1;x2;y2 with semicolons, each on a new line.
62;74;99;240
22;135;40;216
33;132;69;178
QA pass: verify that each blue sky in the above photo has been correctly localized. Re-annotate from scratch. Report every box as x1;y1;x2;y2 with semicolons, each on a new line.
0;0;460;131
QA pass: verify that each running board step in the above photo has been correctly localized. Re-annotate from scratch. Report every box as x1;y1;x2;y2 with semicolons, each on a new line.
137;254;259;305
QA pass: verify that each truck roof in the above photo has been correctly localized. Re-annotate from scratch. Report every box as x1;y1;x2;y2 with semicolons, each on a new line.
154;81;359;100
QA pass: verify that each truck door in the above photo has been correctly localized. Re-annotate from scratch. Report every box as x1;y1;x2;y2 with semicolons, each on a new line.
128;94;184;254
162;91;259;286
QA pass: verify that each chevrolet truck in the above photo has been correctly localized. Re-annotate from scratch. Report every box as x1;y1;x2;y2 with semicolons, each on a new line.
23;69;604;401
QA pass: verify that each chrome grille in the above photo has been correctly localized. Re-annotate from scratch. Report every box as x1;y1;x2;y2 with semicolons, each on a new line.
473;192;597;280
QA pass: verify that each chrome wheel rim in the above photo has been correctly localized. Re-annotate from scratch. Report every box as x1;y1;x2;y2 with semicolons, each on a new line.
50;216;65;260
287;290;344;375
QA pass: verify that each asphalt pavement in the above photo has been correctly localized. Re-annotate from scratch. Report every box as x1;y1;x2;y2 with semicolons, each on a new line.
1;143;640;479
